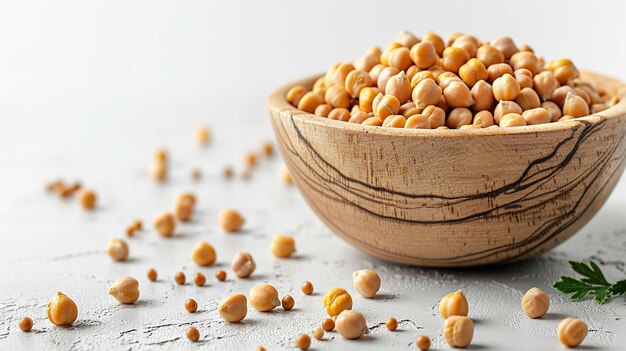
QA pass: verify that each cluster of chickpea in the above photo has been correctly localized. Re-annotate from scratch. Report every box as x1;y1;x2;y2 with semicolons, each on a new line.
286;31;618;129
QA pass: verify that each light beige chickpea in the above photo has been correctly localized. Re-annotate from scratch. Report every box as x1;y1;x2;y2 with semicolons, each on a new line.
323;287;353;316
574;87;591;105
349;111;370;124
422;105;446;128
473;110;495;127
335;310;369;339
195;125;210;145
551;86;576;108
542;101;562;122
191;241;216;266
312;77;326;96
514;68;534;89
439;290;469;318
487;63;514;83
396;30;420;48
374;94;401;120
557;317;588;348
281;166;293;185
443;316;474;348
410;70;436;88
366;46;383;58
231;252;256;278
314;103;333;117
515;88;541;111
444;81;474;108
410;42;438;69
385;71;412;103
413;78;442;109
353;54;379;72
563;92;589;117
377;67;401;92
493;73;521;101
331;62;355;87
510;51;540;74
218;293;247;323
286;85;307;106
78;189;96;210
363;117;383;126
369;64;386;83
533;71;559;101
422;32;445;56
446;32;464;47
359;87;380;113
428;65;445;80
219;208;244;233
328;108;351;121
324;85;351;109
400;101;420;118
490;36;518;59
271;234;296;258
47;291;78;326
405;114;431;129
405;65;419;81
382;115;407;128
521;287;550;318
442;47;470;73
249;284;281;312
494;101;522;124
476;44;504;67
522;108;551;125
345;70;372;98
297;92;324;113
311;326;324;340
549;58;578;84
500;113;527;127
437;71;462;90
459;58;488;87
108;276;140;304
388;47;412;71
174;193;195;222
416;335;431;351
446;108;472;129
452;37;477;58
352;269;381;298
471;80;494;111
591;103;610;114
107;238;129;261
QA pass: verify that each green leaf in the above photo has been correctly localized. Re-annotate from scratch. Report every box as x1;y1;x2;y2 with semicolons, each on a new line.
553;276;594;293
594;285;614;304
570;289;592;301
612;280;626;296
553;261;625;304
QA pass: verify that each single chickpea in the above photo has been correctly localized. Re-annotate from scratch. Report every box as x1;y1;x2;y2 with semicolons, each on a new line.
549;58;578;84
400;102;420;118
311;326;324;340
132;220;142;231
442;47;470;73
19;317;33;332
522;108;551;125
439;290;469;319
78;189;97;210
297;92;324;113
515;68;534;89
422;105;446;128
515;88;541;111
542;101;562;122
331;62;355;87
322;318;335;332
218;293;247;323
194;272;206;287
174;194;195;222
257;347;267;351
282;295;295;311
287;85;308;106
152;163;166;183
437;71;462;90
563;92;589;117
154;148;167;162
295;334;311;350
473;110;495;128
574;88;591;105
443;316;474;348
186;326;200;342
591;103;610;114
557;317;588;348
369;64;385;83
324;85;351;109
405;114;431;129
219;208;244;233
324;62;340;86
490;36;518;59
328;108;351;122
494;101;523;124
108;276;140;304
385;71;411;103
406;65;419;81
500;113;527;127
195;125;210;145
362;117;383;126
382;115;407;128
353;54;379;72
416;335;431;351
459;58;488;87
410;42;437;69
428;65;445;80
106;238;129;262
509;51;540;74
215;270;227;281
335;310;369;339
493;73;521;101
281;166;293;185
396;30;419;48
352;269;381;298
410;70;436;88
559;115;575;122
47;291;78;326
386;317;398;331
261;141;274;157
185;298;198;313
388;47;412;71
412;78;442;109
551;86;576;108
476;45;504;67
521;287;550;319
271;234;296;258
453;34;478;51
422;32;445;56
314;103;333;117
377;67;400;92
147;268;157;282
244;152;258;168
446;108;473;129
312;77;326;96
174;271;186;285
443;81;473;108
446;32;464;47
345;70;372;98
359;87;380;113
223;165;234;179
301;281;314;295
487;63;514;83
471;80;494;111
231;252;256;278
374;94;401;121
323;288;353;317
153;212;176;237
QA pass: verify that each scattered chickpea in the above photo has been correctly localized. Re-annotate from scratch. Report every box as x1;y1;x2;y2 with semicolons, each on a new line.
126;227;135;237
323;288;353;317
147;268;157;282
439;290;469;319
132;219;142;230
108;276;140;304
557;317;588;348
443;315;474;348
78;189;96;210
250;284;281;312
106;238;129;262
311;326;324;340
153;212;176;237
270;234;296;258
194;273;206;287
174;271;186;285
352;269;381;298
261;141;274;157
231;252;256;278
219;208;244;233
47;291;78;326
185;298;198;313
335;310;369;339
301;281;314;295
191;168;202;180
151;161;167;182
416;335;431;351
282;295;295;311
521;287;550;319
322;318;335;332
295;334;311;350
223;166;234;179
174;192;195;222
186;326;200;342
195;125;210;145
281;166;293;185
215;270;227;281
191;241;216;266
257;347;266;351
386;317;398;331
18;317;33;332
218;293;247;323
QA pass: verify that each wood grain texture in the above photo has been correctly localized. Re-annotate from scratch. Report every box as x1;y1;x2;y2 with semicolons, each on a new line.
268;71;626;267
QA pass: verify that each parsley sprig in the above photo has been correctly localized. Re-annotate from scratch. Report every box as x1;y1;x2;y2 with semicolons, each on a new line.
552;261;626;304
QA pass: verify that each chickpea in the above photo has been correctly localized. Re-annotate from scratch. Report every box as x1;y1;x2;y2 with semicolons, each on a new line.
374;94;401;120
551;86;576;108
557;317;588;348
328;108;351;122
471;80;494;111
353;54;379;72
301;281;314;295
442;47;470;73
405;65;419;81
186;326;200;342
147;268;157;281
542;101;562;122
422;32;445;56
412;78;442;109
490;36;518;59
520;287;550;319
444;81;473;108
563;92;589;117
388;47;412;71
416;335;431;351
218;293;247;323
514;68;534;89
223;166;234;179
369;64;385;83
452;37;477;59
47;291;78;326
550;58;578;84
443;316;474;348
312;77;326;96
281;166;293;185
195;125;210;145
282;295;295;311
410;70;436;88
314;103;332;117
487;63;514;83
422;105;446;128
19;317;33;332
515;88;541;111
500;113;527;128
532;71;558;101
522;108;551;125
352;269;381;298
287;85;307;106
428;65;445;80
591;103;610;114
331;62;355;87
249;284;281;312
410;42;438;69
335;310;369;339
574;88;591;105
362;117;383;126
385;71;411;103
476;45;504;67
154;148;167;162
349;111;369;124
345;70;372;98
78;189;96;210
494;101;523;124
215;270;227;281
473;110;495;128
446;108;473;129
311;326;324;340
439;290;469;319
194;272;206;286
377;67;400;92
106;238;129;261
437;71;462;90
396;30;420;48
108;276;140;304
386;317;398;331
405;114;431;129
219;208;244;233
271;234;296;258
231;252;256;278
459;58;488;87
399;101;419;118
382;115;407;128
184;298;198;313
493;73;521;101
325;85;351;109
295;334;311;350
153;212;176;237
324;288;352;317
510;51;540;74
446;32;464;47
297;92;324;113
174;271;186;285
322;318;335;332
559;115;575;122
359;87;380;113
174;193;195;222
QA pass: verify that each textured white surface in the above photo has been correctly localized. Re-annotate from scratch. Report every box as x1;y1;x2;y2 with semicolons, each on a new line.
1;0;626;350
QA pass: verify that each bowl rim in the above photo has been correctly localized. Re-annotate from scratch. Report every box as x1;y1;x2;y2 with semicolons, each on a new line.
268;71;626;138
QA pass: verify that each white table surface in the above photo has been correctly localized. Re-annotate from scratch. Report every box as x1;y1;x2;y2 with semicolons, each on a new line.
1;1;626;350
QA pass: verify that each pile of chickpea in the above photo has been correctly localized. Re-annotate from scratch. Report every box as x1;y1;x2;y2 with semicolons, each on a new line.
287;31;618;129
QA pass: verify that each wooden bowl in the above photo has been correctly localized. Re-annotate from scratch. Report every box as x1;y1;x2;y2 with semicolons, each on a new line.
268;71;626;267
